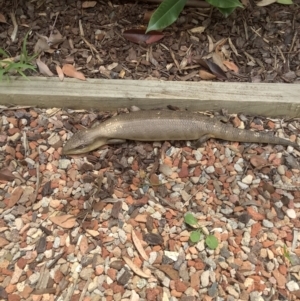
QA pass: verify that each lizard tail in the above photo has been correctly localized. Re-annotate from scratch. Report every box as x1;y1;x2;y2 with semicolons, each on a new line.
217;126;299;150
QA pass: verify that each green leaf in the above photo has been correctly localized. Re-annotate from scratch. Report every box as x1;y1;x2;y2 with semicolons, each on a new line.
21;31;30;62
277;0;293;4
205;0;243;8
205;235;218;249
190;231;202;243
283;245;291;261
146;0;187;33
0;48;9;58
184;213;198;226
217;6;237;17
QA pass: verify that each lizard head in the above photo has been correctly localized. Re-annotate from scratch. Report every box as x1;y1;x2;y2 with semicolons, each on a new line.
62;129;107;155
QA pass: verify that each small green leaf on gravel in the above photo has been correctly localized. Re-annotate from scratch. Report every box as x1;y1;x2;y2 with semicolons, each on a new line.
184;213;198;226
205;235;219;249
190;230;202;243
146;0;187;33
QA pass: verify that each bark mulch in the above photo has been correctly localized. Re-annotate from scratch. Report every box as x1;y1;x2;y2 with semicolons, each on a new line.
0;1;300;301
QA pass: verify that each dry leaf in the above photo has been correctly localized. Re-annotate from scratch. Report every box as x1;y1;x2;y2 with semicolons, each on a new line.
223;61;239;73
0;13;6;23
207;35;214;53
179;57;188;70
79;235;89;254
170;49;180;70
119;69;125;78
199;69;216;80
82;1;97;8
123;256;151;278
0;237;9;248
132;230;149;261
155;264;179;280
212;52;227;72
215;38;227;51
62;64;86;80
34;37;50;54
220;46;231;60
228;37;240;57
143;10;155;23
99;65;111;78
36;58;54;77
56;65;64;81
7;187;23;208
123;29;164;45
107;62;118;70
198;59;227;80
189;26;206;34
0;167;15;181
0;57;14;68
49;214;76;229
48;29;65;47
256;0;276;6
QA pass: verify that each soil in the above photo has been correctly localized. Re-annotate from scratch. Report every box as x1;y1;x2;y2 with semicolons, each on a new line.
0;1;300;301
0;0;299;82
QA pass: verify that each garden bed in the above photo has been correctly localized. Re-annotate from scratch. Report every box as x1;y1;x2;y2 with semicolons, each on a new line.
0;1;300;301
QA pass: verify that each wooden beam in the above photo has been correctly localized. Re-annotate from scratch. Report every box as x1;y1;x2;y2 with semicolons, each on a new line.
0;77;299;117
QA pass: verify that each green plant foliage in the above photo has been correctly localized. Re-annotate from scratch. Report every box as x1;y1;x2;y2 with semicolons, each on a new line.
217;7;237;17
184;213;219;249
205;235;218;249
283;245;291;262
277;0;293;4
20;31;37;66
190;230;202;243
146;0;187;33
0;48;9;58
0;31;37;81
184;213;198;226
205;0;243;8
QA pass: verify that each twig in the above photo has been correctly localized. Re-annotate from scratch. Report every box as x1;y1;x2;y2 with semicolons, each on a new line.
64;272;79;301
50;12;59;34
78;278;91;301
288;30;297;54
10;12;18;42
273;183;300;191
79;19;84;37
147;193;183;212
79;20;99;55
33;162;40;201
22;131;29;156
0;105;32;113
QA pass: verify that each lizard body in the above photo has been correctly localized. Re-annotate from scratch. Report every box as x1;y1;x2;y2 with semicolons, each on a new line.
62;110;299;155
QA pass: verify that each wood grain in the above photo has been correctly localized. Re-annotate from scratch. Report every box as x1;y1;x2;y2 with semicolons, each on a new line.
0;77;299;117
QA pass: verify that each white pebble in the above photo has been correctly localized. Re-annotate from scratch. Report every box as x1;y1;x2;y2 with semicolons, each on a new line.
237;181;249;190
286;280;300;291
201;270;210;287
234;163;243;173
242;175;253;185
286;208;296;219
277;165;286;175
206;166;215;173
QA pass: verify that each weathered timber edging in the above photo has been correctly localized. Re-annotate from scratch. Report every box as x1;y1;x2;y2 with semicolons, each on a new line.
0;77;299;117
